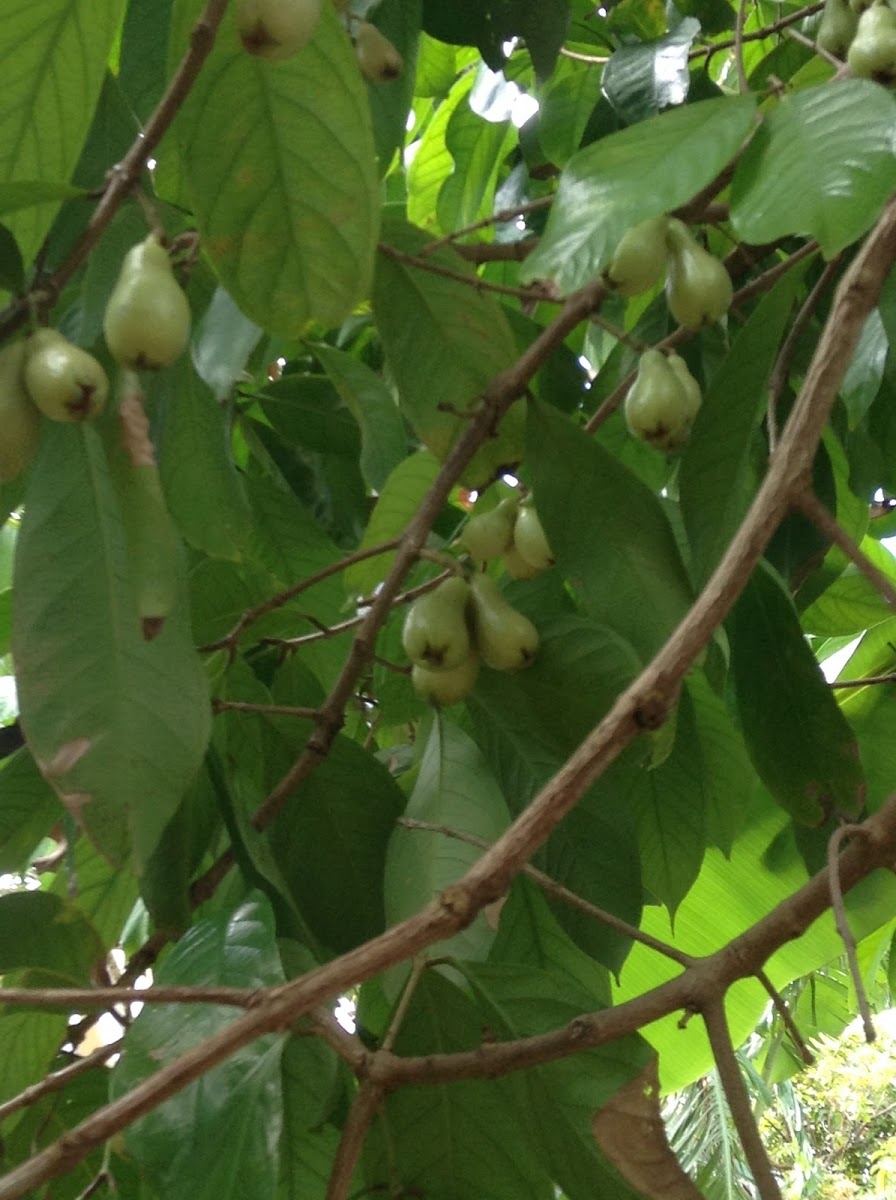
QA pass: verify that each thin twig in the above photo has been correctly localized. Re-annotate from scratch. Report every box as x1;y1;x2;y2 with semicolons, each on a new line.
795;491;896;611
398;817;694;968
767;258;841;453
702;1002;784;1200
827;824;876;1042
734;0;750;93
212;700;320;718
418;197;553;256
755;969;814;1066
0;985;258;1009
0;1041;121;1125
377;241;561;303
831;672;896;689
691;3;825;62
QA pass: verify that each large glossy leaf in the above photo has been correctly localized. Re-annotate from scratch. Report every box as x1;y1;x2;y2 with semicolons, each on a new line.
112;895;286;1200
520;95;757;294
436;79;515;235
385;715;513;969
679;256;812;586
157;358;252;562
602;18;699;124
0;891;104;984
728;562;866;825
13;424;211;869
0;0;124;263
168;0;379;334
363;971;554;1200
526;399;693;658
730;80;896;256
373;216;523;488
537;56;607;168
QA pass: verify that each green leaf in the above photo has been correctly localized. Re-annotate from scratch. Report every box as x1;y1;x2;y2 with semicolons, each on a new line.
363;971;554;1200
0;747;61;874
118;0;174;123
157;359;252;561
537;56;606;168
373;216;523;489
344;450;441;596
312;343;409;491
601;18;700;124
384;715;513;969
364;0;422;173
520;95;757;294
728;562;866;825
0;1;123;261
526;398;693;659
407;73;472;232
13;424;211;868
436;83;515;235
730;80;896;256
258;375;361;459
0;1008;67;1116
686;673;755;856
113;895;286;1200
279;1036;351;1200
49;832;141;950
193;287;263;400
801;535;896;637
840;308;887;428
169;0;379;334
680;255;812;586
0;891;104;985
423;0;570;78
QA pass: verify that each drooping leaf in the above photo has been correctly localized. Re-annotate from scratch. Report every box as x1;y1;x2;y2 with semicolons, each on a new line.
13;424;211;869
373;216;524;488
730;80;896;256
526;398;693;659
112;894;286;1200
520;95;757;294
601;18;699;124
168;0;379;334
0;0;122;261
728;561;866;825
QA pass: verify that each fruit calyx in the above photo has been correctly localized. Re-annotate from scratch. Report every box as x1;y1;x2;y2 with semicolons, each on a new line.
235;0;322;61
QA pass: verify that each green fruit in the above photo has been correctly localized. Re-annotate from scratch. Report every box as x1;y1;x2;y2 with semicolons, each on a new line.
665;353;702;425
412;651;480;705
460;497;519;561
402;576;472;670
502;543;541;580
848;1;896;81
817;0;859;56
603;215;669;298
0;341;41;482
23;329;108;422
469;573;539;671
665;219;733;329
624;349;694;452
236;0;322;60
355;21;403;81
513;503;554;570
103;234;191;370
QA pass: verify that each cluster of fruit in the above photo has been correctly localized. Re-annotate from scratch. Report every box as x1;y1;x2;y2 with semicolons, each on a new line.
818;0;896;81
236;0;403;81
603;215;733;330
624;348;702;453
0;232;190;484
403;498;552;704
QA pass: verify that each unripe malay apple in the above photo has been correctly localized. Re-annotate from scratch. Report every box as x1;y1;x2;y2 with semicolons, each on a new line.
23;329;108;422
103;235;191;370
236;0;322;61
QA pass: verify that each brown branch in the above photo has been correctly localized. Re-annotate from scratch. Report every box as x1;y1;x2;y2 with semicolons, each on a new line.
0;1041;121;1125
418;197;553;256
702;1001;783;1200
199;538;401;655
0;985;258;1009
398;817;694;968
831;672;896;689
211;700;321;719
827;823;875;1042
755;969;814;1066
795;491;896;611
734;0;750;94
0;0;231;343
377;242;561;303
690;3;825;61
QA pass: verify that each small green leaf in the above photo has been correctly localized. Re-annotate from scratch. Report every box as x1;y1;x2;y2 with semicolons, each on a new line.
728;561;866;824
526;398;693;659
520;95;757;294
730;80;896;256
112;895;286;1200
0;747;61;875
602;18;699;124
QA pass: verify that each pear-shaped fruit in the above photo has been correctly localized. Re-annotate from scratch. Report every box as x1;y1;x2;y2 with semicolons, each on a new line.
469;573;539;671
666;353;702;424
817;0;859;56
460;497;519;561
236;0;322;60
355;21;403;81
103;234;191;370
665;219;733;329
0;341;41;482
503;543;541;580
513;503;554;570
412;651;480;705
23;329;108;422
848;0;896;81
624;349;694;452
402;576;472;670
603;215;669;298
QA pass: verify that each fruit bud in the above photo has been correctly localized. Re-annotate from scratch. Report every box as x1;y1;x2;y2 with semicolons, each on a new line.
460;497;519;561
402;576;473;670
355;21;403;81
23;330;108;422
235;0;322;61
624;348;696;452
664;219;733;329
603;215;669;298
469;573;539;671
103;234;191;370
512;503;554;570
